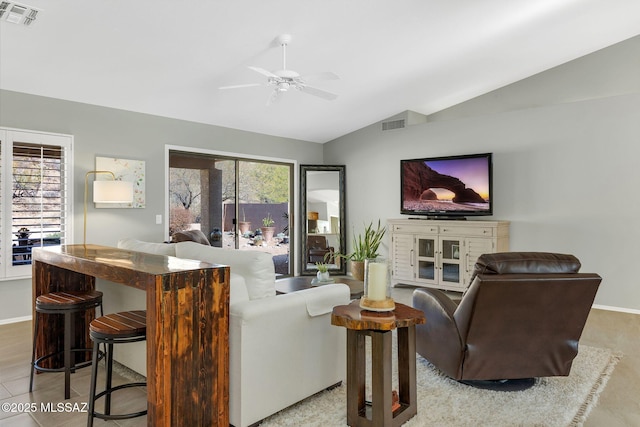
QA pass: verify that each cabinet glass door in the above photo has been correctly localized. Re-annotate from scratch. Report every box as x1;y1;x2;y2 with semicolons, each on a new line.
439;238;462;285
416;236;436;283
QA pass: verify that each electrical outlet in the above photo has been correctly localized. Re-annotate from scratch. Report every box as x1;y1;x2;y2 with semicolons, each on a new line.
155;214;162;225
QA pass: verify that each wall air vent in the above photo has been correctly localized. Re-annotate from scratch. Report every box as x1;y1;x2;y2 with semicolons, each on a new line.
381;119;406;131
0;1;40;26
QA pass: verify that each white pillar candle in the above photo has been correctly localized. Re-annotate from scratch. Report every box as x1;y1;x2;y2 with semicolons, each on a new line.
367;262;388;301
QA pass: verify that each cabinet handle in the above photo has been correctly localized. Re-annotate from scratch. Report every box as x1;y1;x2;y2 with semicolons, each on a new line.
410;249;414;267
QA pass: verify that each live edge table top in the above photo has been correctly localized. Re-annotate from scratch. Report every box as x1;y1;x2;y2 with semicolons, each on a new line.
32;244;226;290
331;300;426;331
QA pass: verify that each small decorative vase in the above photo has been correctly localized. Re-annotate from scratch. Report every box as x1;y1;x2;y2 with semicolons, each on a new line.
317;270;330;282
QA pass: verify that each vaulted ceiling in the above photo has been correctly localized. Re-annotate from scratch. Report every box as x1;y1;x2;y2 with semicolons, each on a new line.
2;0;639;143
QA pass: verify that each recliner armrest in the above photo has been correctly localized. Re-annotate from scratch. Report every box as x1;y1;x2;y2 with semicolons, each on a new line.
412;288;465;379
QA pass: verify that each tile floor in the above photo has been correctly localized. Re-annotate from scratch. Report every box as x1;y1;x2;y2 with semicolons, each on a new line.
0;285;638;426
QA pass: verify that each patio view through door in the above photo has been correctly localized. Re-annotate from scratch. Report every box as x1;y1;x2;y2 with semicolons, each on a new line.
169;150;293;276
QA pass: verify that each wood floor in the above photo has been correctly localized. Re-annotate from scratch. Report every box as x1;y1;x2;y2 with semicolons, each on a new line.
1;286;639;426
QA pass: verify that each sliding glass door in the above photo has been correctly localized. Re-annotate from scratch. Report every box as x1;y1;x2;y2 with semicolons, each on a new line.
169;151;293;275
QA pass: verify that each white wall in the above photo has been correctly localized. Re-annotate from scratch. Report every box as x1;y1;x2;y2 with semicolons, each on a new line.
324;35;640;312
0;92;323;323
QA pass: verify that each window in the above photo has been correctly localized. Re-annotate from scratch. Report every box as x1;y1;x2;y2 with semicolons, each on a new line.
168;148;294;276
0;128;73;279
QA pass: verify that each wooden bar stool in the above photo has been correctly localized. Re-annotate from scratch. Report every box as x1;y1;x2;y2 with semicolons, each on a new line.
87;310;147;427
29;290;104;399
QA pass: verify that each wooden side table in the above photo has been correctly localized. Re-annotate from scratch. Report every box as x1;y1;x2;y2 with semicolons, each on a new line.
331;301;425;427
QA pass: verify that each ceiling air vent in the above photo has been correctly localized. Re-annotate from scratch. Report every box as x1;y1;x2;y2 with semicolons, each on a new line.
0;1;40;26
382;119;406;131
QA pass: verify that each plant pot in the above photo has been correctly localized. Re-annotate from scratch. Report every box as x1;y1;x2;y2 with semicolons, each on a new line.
238;222;251;235
261;226;275;242
350;260;365;281
316;270;330;282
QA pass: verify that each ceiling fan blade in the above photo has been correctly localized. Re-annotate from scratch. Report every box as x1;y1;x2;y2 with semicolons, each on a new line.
299;71;340;82
298;85;338;101
219;83;262;90
266;89;283;106
248;66;279;78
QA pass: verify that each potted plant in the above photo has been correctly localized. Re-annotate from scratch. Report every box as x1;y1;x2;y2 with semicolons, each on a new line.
261;213;276;242
315;262;331;282
238;208;251;236
336;220;386;281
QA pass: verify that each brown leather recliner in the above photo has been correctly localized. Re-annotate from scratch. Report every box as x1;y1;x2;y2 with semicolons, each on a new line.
307;235;334;264
412;252;601;386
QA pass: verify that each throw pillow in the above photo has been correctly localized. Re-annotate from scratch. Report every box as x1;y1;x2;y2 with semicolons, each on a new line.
171;230;211;245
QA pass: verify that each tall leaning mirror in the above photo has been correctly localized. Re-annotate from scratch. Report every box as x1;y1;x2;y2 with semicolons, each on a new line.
300;165;346;276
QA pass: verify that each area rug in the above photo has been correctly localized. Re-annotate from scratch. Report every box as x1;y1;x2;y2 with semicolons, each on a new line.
260;345;621;427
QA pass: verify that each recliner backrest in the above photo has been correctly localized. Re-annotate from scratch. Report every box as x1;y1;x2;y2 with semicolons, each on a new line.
453;252;601;380
307;235;328;249
468;252;581;284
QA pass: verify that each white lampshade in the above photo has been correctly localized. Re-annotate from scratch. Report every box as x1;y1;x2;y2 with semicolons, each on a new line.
93;180;134;203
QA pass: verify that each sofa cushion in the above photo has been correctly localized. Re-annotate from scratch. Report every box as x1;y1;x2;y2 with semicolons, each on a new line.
229;273;250;305
176;241;276;300
117;238;176;256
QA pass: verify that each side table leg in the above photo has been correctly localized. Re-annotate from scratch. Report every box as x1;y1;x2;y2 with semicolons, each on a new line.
346;329;366;426
396;326;418;423
371;330;392;426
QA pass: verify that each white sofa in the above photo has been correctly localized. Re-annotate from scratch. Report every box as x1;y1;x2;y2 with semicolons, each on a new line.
117;238;350;427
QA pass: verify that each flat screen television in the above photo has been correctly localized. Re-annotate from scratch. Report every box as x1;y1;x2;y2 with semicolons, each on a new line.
400;153;493;218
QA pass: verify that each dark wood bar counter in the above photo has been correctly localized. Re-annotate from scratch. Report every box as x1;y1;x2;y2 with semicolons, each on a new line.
32;244;230;427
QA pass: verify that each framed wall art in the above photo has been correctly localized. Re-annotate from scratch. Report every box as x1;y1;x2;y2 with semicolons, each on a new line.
95;156;145;208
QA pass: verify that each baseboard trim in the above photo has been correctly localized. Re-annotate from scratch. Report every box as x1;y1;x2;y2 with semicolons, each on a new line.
0;315;32;326
593;304;640;315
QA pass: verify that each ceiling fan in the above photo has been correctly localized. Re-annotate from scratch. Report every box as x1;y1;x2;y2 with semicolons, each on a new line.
219;34;339;106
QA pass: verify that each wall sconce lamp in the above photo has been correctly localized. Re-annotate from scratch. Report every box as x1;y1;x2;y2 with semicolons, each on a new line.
84;170;134;247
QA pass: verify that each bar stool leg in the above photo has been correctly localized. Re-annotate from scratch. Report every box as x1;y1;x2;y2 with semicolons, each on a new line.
87;339;100;427
29;312;39;392
64;310;72;399
105;342;114;416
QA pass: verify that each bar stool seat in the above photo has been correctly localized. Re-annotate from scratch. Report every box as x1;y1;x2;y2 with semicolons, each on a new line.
87;310;147;427
30;290;104;399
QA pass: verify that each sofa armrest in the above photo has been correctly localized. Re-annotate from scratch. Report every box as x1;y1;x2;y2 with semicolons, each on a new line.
230;283;349;319
412;288;465;379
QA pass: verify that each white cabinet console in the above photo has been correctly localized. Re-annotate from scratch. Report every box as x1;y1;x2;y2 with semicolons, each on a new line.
388;219;509;292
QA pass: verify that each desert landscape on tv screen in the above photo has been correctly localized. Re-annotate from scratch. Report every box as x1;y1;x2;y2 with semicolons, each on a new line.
402;157;490;213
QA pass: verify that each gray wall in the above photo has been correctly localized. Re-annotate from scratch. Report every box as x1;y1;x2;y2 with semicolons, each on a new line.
0;92;323;322
324;35;640;312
